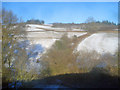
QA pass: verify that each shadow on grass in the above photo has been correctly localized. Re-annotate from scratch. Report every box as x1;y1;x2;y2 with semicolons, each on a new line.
23;68;119;88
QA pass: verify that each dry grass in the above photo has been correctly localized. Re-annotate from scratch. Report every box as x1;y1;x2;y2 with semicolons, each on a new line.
98;30;119;33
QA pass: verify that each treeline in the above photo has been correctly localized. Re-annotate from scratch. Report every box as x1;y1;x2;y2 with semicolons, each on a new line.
96;20;116;25
26;19;45;24
53;20;117;26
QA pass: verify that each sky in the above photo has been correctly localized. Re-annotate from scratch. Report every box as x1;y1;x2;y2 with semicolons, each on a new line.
2;0;119;2
2;2;118;24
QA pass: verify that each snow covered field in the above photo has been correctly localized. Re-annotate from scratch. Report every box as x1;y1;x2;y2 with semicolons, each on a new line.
19;24;87;72
15;24;118;73
26;24;87;49
75;33;119;55
29;39;59;49
27;32;62;39
26;24;66;31
27;32;87;49
26;24;118;55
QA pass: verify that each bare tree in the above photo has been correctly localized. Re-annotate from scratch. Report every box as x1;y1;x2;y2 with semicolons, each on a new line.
2;8;29;85
84;17;99;33
2;8;18;25
85;17;96;23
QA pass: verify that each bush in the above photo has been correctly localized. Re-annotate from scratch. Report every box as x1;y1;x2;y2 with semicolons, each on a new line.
76;50;100;72
41;34;79;76
76;50;118;76
84;23;99;33
2;9;41;87
40;34;118;77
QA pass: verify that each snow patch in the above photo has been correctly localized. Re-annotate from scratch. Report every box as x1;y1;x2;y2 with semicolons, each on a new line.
26;24;66;31
75;33;118;55
30;39;59;49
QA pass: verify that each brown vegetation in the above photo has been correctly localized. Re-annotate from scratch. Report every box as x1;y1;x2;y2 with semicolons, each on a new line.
40;33;118;78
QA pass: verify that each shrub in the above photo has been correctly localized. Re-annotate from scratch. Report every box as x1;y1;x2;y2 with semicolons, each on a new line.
84;23;99;33
76;50;100;72
76;50;118;76
41;34;79;76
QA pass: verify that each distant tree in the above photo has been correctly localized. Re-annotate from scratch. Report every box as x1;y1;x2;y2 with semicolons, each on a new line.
84;17;99;33
101;20;116;25
85;17;96;23
40;20;44;24
26;19;45;24
96;21;101;23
